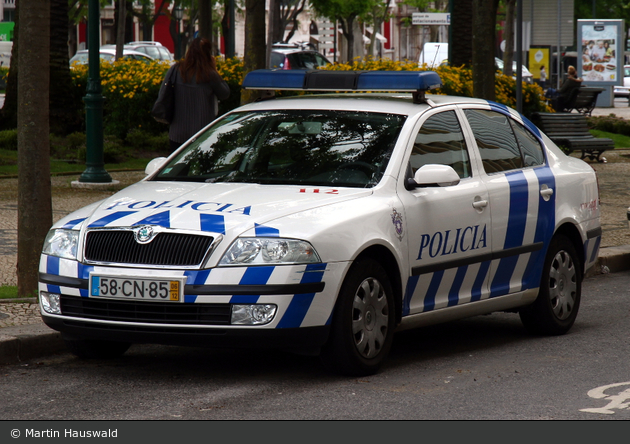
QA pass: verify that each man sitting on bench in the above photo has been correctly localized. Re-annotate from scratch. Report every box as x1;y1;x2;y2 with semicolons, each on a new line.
552;65;583;112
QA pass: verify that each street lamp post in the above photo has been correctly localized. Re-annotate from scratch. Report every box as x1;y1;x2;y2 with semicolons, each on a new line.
76;0;113;184
173;6;184;60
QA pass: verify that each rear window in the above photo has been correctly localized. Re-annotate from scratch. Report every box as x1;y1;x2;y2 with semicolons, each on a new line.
464;109;545;173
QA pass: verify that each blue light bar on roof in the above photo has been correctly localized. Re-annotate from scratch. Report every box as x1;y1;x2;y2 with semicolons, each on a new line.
242;69;443;92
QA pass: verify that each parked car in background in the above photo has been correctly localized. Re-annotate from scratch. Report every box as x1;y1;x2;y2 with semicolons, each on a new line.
271;42;331;70
102;41;174;64
69;48;154;65
613;65;630;98
495;57;534;84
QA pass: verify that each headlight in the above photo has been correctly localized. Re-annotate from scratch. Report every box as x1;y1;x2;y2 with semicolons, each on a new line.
219;238;320;266
42;229;79;260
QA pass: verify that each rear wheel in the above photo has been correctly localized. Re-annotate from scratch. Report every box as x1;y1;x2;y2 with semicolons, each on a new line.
62;334;131;359
519;235;581;335
321;258;395;376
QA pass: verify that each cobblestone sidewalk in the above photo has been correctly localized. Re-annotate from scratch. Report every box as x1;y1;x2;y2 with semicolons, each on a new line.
0;302;40;328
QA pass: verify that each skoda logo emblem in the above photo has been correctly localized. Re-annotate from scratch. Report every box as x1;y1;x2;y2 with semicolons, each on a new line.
134;225;155;244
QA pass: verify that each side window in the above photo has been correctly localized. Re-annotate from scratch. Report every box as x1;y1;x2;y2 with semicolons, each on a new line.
409;110;471;178
511;120;545;166
464;109;523;174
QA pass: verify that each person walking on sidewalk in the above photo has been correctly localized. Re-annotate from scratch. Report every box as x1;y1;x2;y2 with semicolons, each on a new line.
164;37;231;151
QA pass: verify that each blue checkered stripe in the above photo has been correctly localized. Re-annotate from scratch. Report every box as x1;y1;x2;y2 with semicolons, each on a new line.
85;209;229;233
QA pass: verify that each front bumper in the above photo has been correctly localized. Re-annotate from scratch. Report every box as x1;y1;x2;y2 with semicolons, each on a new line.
41;313;330;350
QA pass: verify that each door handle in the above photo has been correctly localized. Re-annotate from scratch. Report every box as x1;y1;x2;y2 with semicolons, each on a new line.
540;186;554;201
472;199;488;209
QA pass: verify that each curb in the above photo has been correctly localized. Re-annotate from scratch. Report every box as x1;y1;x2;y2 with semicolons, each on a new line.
591;245;630;276
0;246;628;365
0;323;65;365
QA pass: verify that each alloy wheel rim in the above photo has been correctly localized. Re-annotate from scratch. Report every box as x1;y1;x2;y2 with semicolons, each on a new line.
548;250;577;320
351;277;389;359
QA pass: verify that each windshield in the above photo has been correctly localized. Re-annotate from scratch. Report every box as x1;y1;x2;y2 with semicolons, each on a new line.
153;109;406;188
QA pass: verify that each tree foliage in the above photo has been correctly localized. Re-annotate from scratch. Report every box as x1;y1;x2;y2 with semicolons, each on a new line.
575;0;630;25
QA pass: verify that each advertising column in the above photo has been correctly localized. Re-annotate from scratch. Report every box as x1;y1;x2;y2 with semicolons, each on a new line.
577;20;624;107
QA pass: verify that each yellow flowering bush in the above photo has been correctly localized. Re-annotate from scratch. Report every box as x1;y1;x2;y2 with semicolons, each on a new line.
325;58;552;116
216;57;245;115
69;56;551;141
70;57;247;138
71;59;172;138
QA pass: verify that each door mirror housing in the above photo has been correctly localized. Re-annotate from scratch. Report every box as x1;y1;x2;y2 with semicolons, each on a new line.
405;164;461;190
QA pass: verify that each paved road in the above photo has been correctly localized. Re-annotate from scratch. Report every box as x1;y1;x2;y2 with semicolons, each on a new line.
1;270;630;420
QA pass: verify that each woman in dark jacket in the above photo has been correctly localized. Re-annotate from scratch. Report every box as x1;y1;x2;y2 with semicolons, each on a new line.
166;37;230;151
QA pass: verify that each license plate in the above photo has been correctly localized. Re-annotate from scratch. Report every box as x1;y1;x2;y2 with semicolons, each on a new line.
89;274;183;302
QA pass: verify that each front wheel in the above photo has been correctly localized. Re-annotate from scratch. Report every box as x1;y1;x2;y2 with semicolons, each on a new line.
519;235;582;335
321;258;395;376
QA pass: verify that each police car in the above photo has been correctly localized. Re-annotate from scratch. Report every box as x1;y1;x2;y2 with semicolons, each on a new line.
39;70;601;376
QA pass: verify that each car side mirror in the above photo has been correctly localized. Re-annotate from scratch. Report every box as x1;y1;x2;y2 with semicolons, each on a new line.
144;157;167;176
405;164;461;190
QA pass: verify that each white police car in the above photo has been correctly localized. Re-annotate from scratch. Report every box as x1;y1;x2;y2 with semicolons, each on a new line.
39;70;601;376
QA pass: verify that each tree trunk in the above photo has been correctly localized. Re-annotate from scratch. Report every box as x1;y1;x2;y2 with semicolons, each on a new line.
240;0;266;105
3;0;80;135
50;0;82;135
450;0;473;68
271;0;282;44
472;0;499;101
198;0;212;42
281;0;306;44
503;0;515;77
18;0;52;298
338;14;357;63
266;0;276;67
115;0;126;59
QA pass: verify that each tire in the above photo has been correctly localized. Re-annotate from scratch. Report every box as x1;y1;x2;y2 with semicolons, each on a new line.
321;258;395;376
62;334;131;359
519;235;582;335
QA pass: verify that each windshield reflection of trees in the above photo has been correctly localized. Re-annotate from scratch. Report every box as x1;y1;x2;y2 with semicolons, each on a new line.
155;110;405;188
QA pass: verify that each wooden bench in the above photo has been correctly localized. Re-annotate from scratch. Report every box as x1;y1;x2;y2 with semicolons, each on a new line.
531;112;612;162
563;87;605;116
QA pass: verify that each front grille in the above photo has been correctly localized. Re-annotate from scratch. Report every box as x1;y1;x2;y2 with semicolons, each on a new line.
60;295;231;325
84;230;213;266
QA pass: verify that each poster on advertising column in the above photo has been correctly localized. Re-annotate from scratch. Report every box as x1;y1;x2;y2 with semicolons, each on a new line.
578;20;623;83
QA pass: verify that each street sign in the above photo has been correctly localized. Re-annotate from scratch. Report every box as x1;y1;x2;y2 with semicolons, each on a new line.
412;13;450;26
